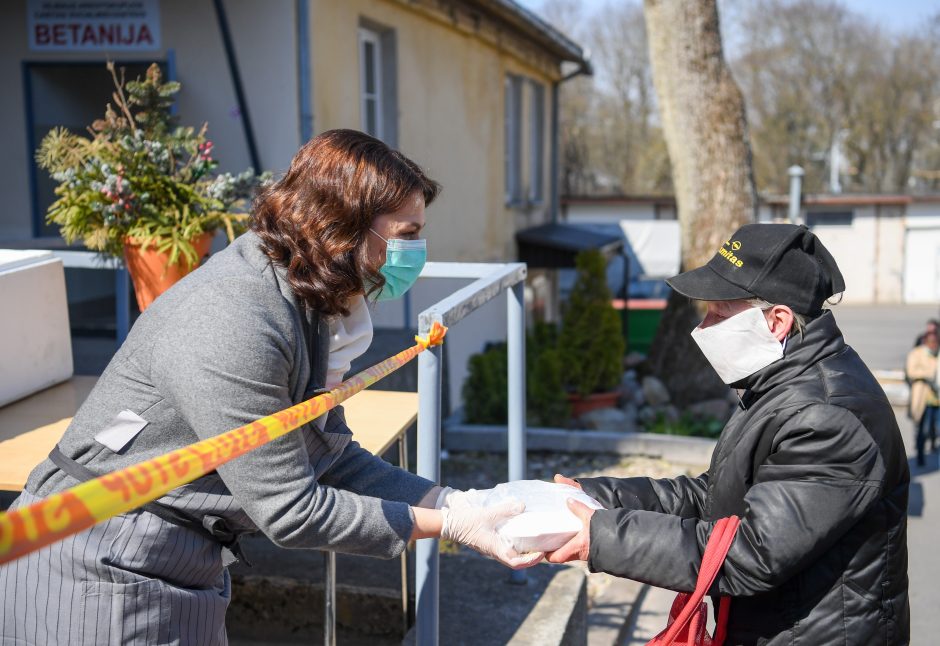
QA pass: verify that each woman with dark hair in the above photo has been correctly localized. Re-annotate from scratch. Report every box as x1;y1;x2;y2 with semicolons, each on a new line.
1;130;540;645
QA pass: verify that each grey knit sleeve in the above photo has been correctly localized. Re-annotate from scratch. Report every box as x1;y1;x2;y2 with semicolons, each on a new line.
319;406;436;504
149;286;415;558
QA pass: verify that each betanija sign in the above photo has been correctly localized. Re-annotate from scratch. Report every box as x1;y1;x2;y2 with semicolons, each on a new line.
27;0;161;51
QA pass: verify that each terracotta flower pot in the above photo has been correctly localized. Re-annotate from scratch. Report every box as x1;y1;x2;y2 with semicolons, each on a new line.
123;232;214;311
567;390;621;418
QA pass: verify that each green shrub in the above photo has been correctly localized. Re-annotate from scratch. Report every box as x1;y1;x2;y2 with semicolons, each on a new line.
559;250;625;396
646;413;724;439
462;322;569;426
529;346;570;426
462;342;507;424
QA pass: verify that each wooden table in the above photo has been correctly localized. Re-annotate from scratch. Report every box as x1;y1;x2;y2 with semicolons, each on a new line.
0;376;98;491
0;378;418;643
0;379;417;491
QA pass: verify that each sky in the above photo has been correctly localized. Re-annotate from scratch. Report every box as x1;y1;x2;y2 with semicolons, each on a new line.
517;0;939;36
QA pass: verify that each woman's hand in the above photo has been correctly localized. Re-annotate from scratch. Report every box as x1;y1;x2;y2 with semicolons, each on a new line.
441;501;544;570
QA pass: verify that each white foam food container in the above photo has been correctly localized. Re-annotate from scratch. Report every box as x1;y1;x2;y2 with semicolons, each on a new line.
475;480;604;553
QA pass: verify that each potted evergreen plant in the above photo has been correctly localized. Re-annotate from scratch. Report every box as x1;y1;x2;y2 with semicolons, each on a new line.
559;249;626;416
35;62;268;310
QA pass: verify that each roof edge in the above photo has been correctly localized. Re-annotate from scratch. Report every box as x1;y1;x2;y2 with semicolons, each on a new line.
466;0;590;67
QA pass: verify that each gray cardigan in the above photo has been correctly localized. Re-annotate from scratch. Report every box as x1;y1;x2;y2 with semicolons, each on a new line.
27;231;435;559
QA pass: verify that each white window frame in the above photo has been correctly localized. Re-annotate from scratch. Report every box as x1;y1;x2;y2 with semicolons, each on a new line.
528;80;545;203
358;27;383;140
505;74;523;205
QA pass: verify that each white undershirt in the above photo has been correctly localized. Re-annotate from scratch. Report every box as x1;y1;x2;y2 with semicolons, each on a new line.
314;295;374;431
325;295;374;388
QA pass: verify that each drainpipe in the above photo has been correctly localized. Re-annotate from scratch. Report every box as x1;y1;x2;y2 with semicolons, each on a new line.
296;0;313;143
212;0;262;172
787;165;804;225
550;54;593;223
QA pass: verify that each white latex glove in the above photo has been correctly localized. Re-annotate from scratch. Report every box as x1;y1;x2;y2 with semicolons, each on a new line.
440;500;544;570
439;487;488;510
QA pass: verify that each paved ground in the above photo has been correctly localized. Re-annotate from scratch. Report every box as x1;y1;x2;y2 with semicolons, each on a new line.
833;304;936;371
618;304;940;645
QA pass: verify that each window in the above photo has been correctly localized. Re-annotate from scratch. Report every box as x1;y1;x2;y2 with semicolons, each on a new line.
358;28;382;140
806;210;854;227
358;22;398;147
505;76;547;207
528;80;545;203
504;74;523;204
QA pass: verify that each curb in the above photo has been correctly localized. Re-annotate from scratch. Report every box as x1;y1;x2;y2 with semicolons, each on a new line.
507;566;588;646
445;424;716;465
873;370;910;407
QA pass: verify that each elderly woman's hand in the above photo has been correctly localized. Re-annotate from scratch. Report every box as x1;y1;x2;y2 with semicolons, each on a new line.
553;474;582;490
545;498;595;564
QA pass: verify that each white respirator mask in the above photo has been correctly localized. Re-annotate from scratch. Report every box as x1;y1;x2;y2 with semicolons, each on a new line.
690;306;784;384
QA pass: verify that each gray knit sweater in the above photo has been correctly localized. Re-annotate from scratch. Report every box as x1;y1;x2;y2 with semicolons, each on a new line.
26;231;435;558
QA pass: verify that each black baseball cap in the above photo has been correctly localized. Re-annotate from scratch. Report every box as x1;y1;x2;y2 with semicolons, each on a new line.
666;223;846;315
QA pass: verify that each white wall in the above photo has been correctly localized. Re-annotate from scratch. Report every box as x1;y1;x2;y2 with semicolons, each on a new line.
564;201;675;223
808;207;875;304
370;277;508;415
904;202;940;303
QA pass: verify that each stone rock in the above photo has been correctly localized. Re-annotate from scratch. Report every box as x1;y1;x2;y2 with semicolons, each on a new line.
620;401;639;422
687;398;734;423
642;376;671;407
580;407;631;431
633;388;646;407
623;352;647;370
637;405;658;426
659;404;680;424
618;373;637;402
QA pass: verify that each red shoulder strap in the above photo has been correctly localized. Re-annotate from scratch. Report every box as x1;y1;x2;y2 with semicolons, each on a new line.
659;516;740;644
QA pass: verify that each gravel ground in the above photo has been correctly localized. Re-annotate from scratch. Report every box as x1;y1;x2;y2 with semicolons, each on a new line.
441;450;705;491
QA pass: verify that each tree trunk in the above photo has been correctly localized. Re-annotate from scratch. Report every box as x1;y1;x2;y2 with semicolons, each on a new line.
642;0;758;407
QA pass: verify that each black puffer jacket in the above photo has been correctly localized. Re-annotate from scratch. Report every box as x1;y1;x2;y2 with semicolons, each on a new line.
579;311;910;645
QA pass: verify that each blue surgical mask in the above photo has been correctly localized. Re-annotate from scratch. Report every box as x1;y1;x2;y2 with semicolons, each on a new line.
369;228;426;301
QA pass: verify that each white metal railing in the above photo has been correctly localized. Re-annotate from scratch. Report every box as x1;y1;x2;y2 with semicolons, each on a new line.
412;261;528;645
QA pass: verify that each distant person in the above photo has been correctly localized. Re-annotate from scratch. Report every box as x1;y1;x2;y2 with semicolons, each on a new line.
906;330;939;466
551;224;910;644
914;318;939;347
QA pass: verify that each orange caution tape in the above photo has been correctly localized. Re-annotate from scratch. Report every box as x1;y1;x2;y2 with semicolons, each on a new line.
0;322;447;565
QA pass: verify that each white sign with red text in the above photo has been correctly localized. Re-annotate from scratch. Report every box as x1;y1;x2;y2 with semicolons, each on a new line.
28;0;161;51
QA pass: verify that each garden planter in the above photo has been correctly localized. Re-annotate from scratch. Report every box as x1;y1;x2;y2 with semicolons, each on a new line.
567;390;620;417
123;232;213;311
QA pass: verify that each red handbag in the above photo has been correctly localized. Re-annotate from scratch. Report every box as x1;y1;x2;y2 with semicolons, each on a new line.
646;516;741;646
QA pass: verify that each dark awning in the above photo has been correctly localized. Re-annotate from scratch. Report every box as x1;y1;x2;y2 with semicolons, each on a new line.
515;223;623;269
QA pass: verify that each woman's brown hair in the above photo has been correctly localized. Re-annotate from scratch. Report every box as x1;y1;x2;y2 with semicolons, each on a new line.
251;129;440;316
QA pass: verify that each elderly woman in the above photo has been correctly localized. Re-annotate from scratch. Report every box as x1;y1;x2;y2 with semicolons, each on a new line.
907;330;939;466
0;130;539;645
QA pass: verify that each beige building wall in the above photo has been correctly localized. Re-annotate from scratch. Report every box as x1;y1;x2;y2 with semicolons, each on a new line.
2;0;561;258
308;0;555;264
